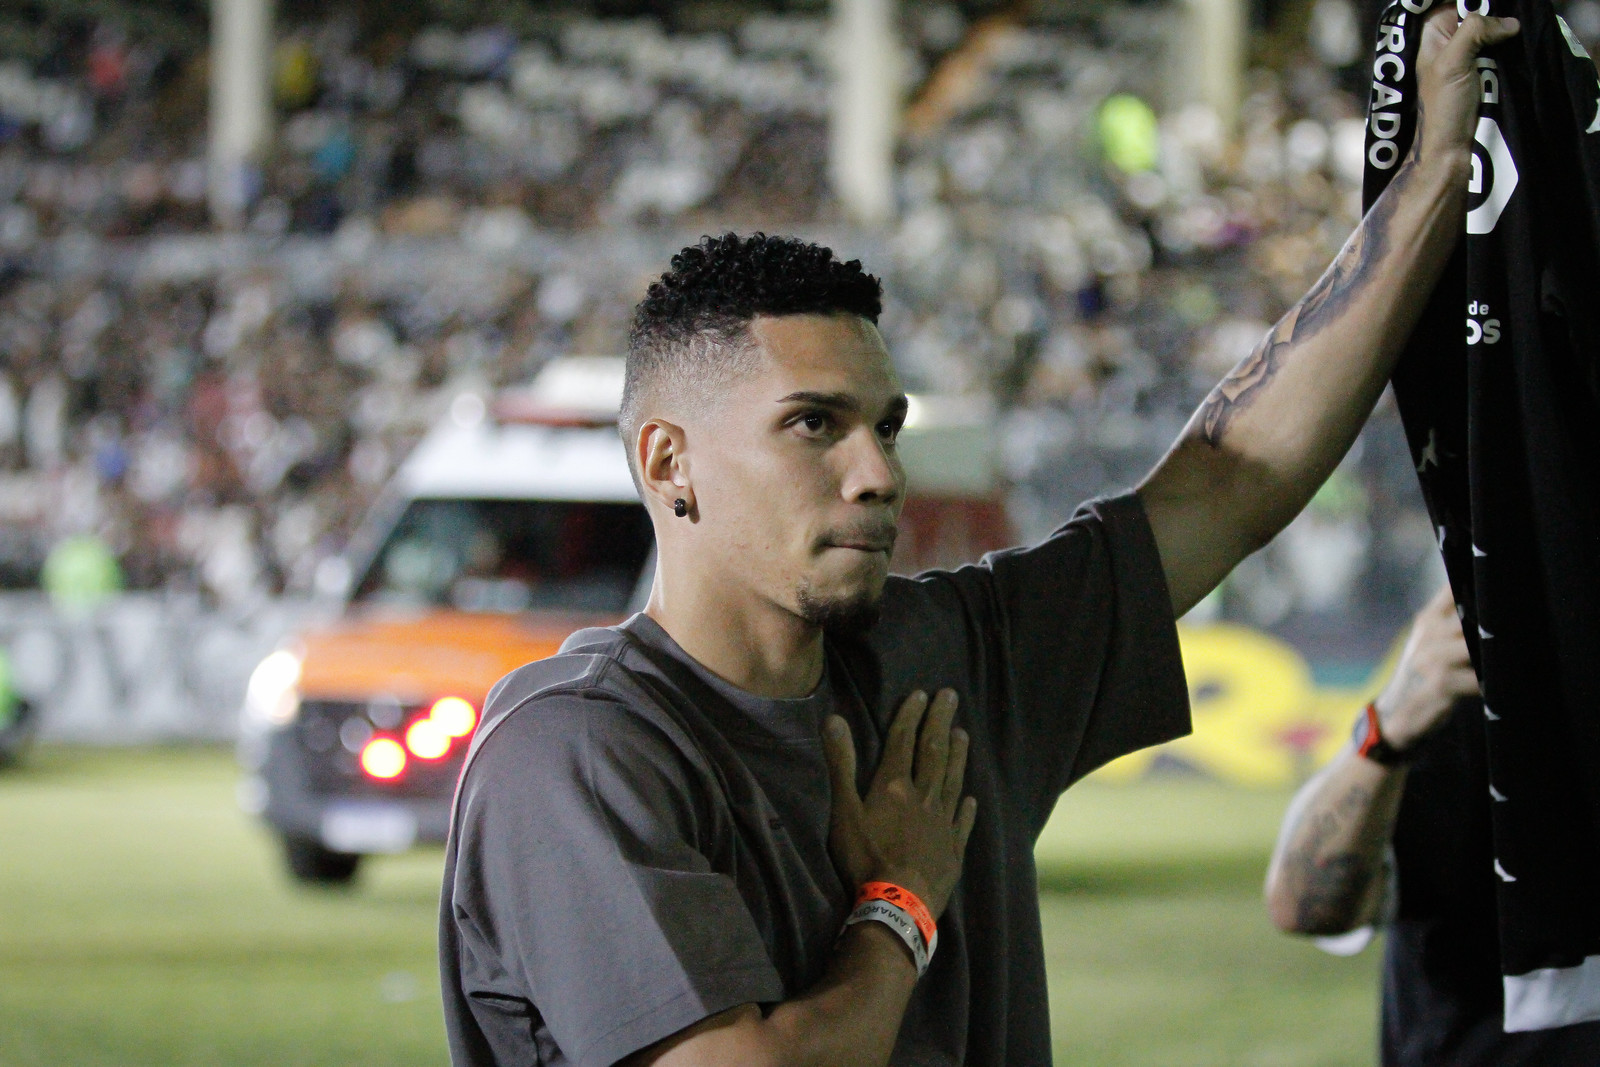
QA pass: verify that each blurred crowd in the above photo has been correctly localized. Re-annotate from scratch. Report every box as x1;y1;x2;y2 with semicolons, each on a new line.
2;0;1597;648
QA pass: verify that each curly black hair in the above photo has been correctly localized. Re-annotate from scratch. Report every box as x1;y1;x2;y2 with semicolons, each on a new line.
630;232;882;346
620;233;883;459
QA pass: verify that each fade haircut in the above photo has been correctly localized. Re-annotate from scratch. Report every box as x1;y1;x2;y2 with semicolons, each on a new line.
620;233;884;479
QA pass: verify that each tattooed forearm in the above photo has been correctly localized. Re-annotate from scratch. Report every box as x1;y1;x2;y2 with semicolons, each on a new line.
1198;219;1384;447
1280;782;1382;934
1198;312;1295;446
1292;853;1374;934
1194;125;1419;449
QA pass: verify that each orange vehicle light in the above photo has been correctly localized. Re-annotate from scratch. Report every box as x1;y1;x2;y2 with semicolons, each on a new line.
361;737;407;779
430;696;477;738
405;717;451;760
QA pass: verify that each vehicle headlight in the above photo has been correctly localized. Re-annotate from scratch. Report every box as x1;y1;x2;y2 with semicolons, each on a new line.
244;649;302;728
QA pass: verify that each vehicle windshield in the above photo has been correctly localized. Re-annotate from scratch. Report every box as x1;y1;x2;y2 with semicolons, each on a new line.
352;498;653;614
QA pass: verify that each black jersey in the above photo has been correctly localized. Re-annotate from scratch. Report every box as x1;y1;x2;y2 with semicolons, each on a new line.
1384;700;1600;1063
1363;0;1600;1031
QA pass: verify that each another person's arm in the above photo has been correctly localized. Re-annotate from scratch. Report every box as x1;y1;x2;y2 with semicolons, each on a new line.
1264;585;1479;935
624;689;978;1067
1138;11;1519;616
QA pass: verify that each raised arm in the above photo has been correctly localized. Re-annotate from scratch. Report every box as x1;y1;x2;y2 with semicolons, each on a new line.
1137;11;1518;615
625;690;977;1067
1264;586;1478;934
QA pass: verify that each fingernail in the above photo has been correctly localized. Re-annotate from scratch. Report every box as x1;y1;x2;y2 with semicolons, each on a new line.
826;716;846;738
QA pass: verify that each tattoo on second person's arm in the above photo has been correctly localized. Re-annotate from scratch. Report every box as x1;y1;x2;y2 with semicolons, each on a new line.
1294;853;1374;934
1287;783;1380;934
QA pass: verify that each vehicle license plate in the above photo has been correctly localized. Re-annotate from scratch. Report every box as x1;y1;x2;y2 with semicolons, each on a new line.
320;803;418;854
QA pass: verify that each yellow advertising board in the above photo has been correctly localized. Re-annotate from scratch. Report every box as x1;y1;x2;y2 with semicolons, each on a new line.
1092;623;1402;787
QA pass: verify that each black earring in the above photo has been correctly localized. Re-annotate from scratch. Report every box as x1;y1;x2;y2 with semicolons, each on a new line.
673;498;688;518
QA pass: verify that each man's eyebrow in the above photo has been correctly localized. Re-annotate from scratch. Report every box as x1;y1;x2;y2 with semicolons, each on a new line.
775;391;910;419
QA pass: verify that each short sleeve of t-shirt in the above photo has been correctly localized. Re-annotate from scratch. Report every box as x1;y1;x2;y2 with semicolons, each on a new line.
445;676;784;1067
867;491;1191;831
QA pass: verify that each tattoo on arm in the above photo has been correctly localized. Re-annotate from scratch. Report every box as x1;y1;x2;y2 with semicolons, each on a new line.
1198;310;1297;447
1286;783;1382;934
1195;115;1422;449
1294;851;1374;935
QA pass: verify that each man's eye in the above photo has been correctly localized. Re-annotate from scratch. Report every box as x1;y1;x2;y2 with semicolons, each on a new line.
877;419;902;441
801;413;829;433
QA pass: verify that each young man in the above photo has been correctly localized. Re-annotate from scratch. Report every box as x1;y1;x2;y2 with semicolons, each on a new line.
1265;586;1600;1064
440;12;1518;1065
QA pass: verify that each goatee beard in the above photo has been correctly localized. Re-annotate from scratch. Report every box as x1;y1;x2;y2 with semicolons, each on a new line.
795;587;881;636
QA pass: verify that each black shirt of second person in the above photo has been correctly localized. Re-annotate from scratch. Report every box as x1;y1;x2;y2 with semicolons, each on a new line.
1384;697;1600;1065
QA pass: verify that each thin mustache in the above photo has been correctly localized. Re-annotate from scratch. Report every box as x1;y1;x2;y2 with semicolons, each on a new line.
823;522;899;551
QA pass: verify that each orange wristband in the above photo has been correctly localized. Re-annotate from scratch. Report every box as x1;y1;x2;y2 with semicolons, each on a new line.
856;881;937;953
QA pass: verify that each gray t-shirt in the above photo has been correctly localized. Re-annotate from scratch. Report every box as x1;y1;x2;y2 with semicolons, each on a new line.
440;492;1190;1067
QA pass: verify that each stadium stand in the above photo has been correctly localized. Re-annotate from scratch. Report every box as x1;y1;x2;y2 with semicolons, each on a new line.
2;0;1595;657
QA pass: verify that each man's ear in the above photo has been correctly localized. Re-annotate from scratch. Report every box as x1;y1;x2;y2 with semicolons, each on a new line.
636;418;693;517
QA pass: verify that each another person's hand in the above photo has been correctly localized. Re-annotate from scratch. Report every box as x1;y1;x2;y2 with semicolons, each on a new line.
823;689;978;917
1415;7;1521;168
1376;583;1481;750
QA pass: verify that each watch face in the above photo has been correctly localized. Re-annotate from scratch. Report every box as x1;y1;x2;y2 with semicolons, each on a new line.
1353;703;1409;766
1352;711;1372;751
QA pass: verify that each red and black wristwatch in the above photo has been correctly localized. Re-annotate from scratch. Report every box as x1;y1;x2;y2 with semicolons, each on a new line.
1352;700;1416;767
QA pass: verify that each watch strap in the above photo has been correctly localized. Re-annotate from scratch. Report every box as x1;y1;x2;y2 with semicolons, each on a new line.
1353;701;1415;766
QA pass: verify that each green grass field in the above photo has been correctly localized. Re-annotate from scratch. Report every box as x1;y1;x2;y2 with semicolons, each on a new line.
0;748;1379;1066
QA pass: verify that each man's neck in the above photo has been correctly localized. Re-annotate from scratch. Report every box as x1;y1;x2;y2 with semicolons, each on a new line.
643;573;825;700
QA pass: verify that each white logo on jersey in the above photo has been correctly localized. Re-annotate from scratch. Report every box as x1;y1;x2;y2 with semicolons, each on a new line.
1416;427;1439;472
1367;17;1412;170
1558;15;1592;59
1467;117;1518;234
1467;299;1502;344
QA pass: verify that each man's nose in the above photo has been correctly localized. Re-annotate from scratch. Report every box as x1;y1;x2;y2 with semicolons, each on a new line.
840;428;903;505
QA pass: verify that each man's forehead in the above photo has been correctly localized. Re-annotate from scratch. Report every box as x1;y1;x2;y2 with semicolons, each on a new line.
746;313;900;397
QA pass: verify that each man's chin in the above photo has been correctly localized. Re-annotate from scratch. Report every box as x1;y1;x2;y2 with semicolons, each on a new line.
795;585;883;636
